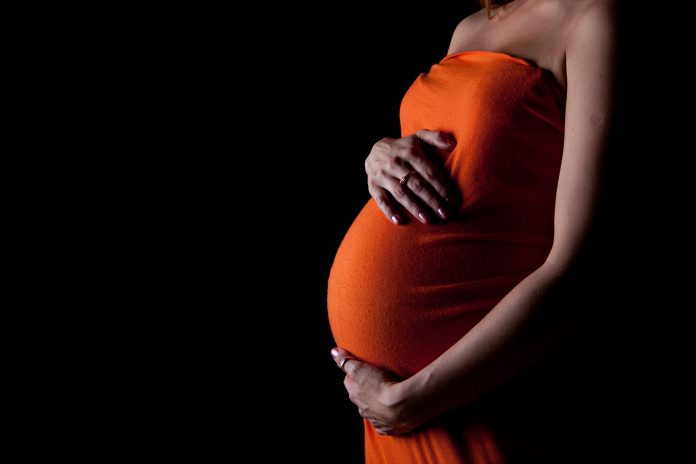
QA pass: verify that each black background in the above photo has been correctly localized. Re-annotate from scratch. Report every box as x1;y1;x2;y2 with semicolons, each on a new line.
151;3;692;462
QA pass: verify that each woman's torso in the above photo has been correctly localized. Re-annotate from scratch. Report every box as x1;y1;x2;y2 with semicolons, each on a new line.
328;51;565;378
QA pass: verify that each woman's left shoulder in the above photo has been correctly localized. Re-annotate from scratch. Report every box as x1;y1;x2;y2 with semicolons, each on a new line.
567;0;617;45
569;0;618;27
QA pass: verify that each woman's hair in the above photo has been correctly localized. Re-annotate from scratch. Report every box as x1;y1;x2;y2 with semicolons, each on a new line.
480;0;513;17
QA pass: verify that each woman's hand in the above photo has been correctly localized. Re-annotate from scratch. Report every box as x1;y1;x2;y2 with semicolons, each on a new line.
331;347;427;435
365;129;459;225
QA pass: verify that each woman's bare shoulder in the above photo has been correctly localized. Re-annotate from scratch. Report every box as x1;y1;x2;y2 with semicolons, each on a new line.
565;0;617;25
447;11;487;54
563;0;617;48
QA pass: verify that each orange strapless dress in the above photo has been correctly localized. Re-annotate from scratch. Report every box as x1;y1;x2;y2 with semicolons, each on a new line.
328;51;565;463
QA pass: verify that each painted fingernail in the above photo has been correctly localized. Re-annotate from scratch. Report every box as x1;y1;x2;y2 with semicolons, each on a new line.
331;348;338;359
391;215;400;224
438;208;447;219
418;212;427;223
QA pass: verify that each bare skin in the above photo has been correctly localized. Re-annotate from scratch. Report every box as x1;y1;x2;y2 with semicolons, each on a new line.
335;0;617;435
365;130;460;224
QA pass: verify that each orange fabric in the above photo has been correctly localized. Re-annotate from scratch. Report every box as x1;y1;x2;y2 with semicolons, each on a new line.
328;51;566;463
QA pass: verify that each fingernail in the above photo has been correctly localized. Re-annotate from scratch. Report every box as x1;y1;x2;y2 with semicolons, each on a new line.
438;208;447;219
331;348;338;359
418;212;427;223
391;215;400;224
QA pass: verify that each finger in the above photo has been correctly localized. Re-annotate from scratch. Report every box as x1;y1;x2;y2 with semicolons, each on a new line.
374;157;432;223
368;184;403;225
402;171;452;220
344;378;370;410
400;146;460;209
342;356;365;379
331;347;360;374
414;129;456;151
380;156;449;220
384;176;431;224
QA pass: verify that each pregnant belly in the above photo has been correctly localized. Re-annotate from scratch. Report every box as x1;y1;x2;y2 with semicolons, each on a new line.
327;201;550;378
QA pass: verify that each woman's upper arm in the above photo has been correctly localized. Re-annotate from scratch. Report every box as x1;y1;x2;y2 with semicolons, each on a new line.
547;1;617;270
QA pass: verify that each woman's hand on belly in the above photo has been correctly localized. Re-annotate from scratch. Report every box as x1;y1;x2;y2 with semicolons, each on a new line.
365;130;460;225
331;347;429;436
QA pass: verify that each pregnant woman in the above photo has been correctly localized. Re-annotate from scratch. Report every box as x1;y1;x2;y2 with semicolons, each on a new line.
328;0;616;462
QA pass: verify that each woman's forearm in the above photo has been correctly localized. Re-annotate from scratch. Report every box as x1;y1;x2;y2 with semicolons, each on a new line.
400;260;584;422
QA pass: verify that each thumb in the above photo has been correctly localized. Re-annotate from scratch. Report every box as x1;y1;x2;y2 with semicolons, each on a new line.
414;129;456;151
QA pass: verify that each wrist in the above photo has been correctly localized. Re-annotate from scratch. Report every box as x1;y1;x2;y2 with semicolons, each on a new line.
392;370;438;426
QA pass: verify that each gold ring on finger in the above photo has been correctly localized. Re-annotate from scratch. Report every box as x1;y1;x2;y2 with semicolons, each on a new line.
399;170;417;185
